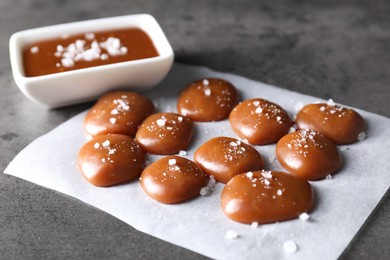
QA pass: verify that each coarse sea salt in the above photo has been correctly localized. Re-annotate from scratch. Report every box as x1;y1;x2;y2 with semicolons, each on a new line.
327;99;336;106
299;212;310;221
200;187;209;196
261;170;272;179
357;131;366;141
55;35;127;68
156;118;166;127
30;46;39;53
109;118;116;124
179;150;187;156
203;79;209;86
225;229;238;239
283;240;298;254
168;159;176;165
251;222;259;229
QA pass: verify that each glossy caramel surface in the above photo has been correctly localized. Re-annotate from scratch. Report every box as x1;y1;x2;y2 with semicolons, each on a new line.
276;130;341;180
177;78;238;122
194;136;264;183
296;103;366;144
140;156;208;204
78;134;145;187
135;112;193;155
84;91;154;137
229;98;292;145
221;170;314;224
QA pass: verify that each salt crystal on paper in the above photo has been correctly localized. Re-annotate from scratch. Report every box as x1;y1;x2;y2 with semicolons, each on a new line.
251;222;259;229
200;187;209;196
179;150;187;156
283;240;298;254
299;212;310;221
357;131;366;141
326;174;333;180
225;230;238;239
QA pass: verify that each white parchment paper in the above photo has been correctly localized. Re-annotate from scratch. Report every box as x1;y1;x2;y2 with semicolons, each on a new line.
5;63;390;259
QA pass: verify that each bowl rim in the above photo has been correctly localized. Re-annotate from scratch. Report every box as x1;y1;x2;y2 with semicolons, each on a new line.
9;13;174;81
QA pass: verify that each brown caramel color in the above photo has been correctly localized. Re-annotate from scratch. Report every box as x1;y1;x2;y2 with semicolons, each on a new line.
140;156;208;204
296;103;366;144
78;134;145;187
177;78;238;122
221;170;314;224
194;136;264;183
23;28;159;77
135;112;193;155
229;98;292;145
84;91;154;137
276;130;341;180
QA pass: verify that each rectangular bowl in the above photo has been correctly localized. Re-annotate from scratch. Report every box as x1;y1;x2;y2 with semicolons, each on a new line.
9;14;174;108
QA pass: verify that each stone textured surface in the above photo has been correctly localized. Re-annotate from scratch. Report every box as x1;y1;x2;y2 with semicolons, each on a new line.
1;0;389;259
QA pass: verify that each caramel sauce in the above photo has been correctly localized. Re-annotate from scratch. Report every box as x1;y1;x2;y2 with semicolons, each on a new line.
23;28;159;77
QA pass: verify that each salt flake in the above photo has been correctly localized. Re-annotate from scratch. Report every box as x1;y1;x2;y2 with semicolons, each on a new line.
283;240;298;254
168;159;176;165
357;131;366;141
299;212;310;221
30;46;39;53
225;230;238;239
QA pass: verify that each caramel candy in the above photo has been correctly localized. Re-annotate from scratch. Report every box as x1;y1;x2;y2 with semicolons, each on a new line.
140;156;208;204
221;170;314;224
84;91;154;137
135;112;193;155
229;98;292;145
296;101;366;144
194;137;264;183
276;130;341;180
78;134;145;187
177;78;238;122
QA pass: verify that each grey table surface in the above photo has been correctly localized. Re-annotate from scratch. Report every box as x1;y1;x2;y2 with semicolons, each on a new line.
1;0;389;259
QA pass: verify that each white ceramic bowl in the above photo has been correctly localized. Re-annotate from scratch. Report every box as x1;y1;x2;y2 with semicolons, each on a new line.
9;14;174;108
